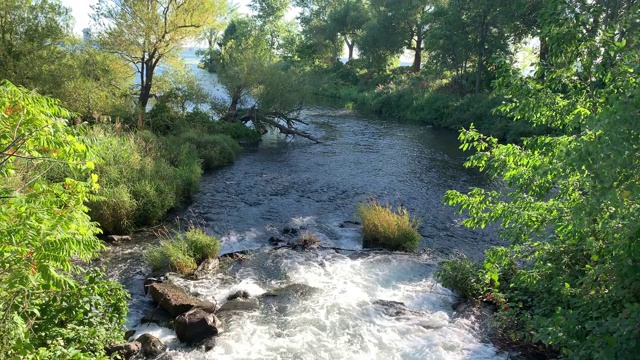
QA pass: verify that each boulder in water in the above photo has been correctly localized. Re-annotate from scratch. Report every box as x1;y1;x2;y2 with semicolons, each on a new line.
105;341;141;359
261;283;320;299
373;299;410;317
148;282;217;317
141;308;173;327
137;333;166;357
124;329;136;341
193;257;220;279
227;290;250;301
174;308;222;345
217;297;260;313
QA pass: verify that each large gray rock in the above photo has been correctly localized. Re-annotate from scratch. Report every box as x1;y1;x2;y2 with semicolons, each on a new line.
148;282;217;317
137;333;166;357
105;341;141;359
174;308;222;345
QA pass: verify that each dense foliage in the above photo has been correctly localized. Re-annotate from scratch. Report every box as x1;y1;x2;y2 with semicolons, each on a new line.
440;1;640;358
0;81;128;358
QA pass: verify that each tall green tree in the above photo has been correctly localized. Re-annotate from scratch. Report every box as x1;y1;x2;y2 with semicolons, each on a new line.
91;0;227;112
0;0;71;86
326;0;369;60
425;0;522;92
361;0;435;72
443;0;640;357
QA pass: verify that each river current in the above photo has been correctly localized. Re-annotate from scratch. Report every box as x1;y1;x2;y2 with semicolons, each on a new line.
105;50;508;359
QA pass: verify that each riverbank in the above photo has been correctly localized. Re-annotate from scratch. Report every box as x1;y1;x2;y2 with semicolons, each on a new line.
309;65;552;143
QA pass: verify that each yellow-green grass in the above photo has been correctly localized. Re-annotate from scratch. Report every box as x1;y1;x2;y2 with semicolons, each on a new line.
357;200;422;252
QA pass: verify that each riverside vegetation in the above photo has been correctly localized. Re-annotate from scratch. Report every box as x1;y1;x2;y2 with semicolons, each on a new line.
3;0;640;359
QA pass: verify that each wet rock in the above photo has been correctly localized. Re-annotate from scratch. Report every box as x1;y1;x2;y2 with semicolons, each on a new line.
220;250;251;260
196;337;217;352
268;236;286;245
174;308;222;345
141;308;173;327
281;226;299;236
217;297;260;313
452;300;496;338
137;333;166;357
106;341;141;359
373;300;410;317
261;283;319;299
106;235;132;243
148;282;217;317
124;329;136;341
193;257;220;279
143;277;164;295
338;220;361;228
227;290;250;301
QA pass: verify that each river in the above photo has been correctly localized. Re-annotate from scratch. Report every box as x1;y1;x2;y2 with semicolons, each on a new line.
105;50;508;359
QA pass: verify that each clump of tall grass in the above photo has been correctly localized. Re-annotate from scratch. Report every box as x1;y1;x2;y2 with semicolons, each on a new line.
145;227;221;275
357;200;422;252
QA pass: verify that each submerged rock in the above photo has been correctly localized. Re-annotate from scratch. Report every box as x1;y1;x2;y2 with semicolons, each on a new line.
174;308;222;345
148;282;217;317
261;283;320;299
227;290;250;301
373;299;410;317
193;257;220;279
217;297;260;313
106;235;132;243
141;308;173;327
137;333;166;357
105;341;141;359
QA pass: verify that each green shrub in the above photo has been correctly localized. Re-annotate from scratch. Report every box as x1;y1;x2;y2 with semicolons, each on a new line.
145;227;221;275
184;227;221;263
87;184;137;235
178;130;242;171
435;258;486;300
357;200;422;252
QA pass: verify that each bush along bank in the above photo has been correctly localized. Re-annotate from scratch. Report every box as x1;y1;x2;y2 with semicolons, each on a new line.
312;63;552;143
57;109;260;235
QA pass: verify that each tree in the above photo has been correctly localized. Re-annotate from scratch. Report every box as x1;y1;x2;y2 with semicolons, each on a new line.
214;19;317;141
361;0;435;73
91;0;227;111
443;0;640;356
326;0;369;60
0;0;71;86
0;80;128;357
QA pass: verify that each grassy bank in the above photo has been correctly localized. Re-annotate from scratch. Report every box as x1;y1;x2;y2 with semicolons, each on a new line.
54;110;259;235
312;64;549;143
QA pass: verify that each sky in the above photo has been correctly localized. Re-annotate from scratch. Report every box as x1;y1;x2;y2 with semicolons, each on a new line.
61;0;252;35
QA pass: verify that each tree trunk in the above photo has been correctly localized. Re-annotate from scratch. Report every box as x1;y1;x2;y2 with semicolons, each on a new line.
138;59;155;110
345;38;354;60
412;33;422;73
225;90;241;121
475;15;488;93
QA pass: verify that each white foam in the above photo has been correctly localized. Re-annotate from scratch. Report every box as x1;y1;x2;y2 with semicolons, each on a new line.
161;251;505;360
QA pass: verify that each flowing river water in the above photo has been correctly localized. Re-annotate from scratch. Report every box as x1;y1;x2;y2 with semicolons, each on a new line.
101;51;510;359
